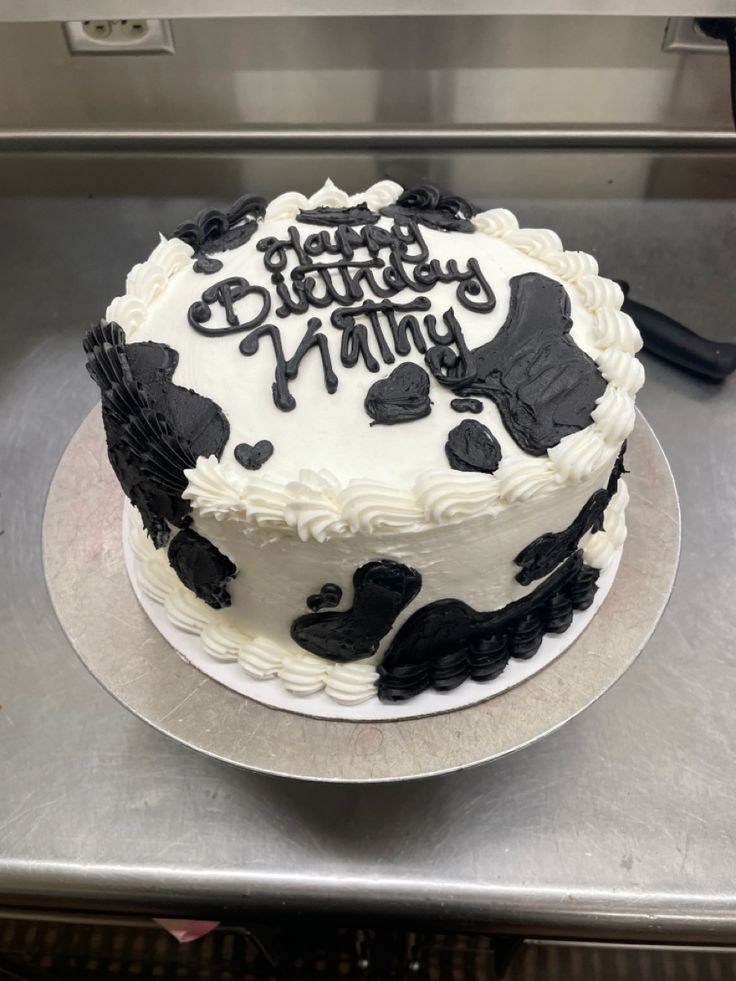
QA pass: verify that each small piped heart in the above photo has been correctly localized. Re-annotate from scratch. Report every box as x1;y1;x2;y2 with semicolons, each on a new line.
364;363;432;426
306;582;343;612
234;440;274;471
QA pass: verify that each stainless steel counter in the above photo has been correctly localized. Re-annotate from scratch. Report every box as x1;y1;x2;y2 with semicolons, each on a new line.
1;187;735;940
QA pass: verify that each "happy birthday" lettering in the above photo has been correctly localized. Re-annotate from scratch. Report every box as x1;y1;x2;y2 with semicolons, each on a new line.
186;216;496;412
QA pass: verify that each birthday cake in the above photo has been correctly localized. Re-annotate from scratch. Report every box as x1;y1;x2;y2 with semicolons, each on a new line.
84;180;643;706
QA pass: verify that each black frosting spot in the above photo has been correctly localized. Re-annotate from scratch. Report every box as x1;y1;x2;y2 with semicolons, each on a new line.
445;419;502;474
306;583;343;612
297;204;380;226
234;440;274;471
514;490;607;586
83;322;229;548
607;442;628;496
364;363;432;426
377;551;600;702
381;184;477;233
450;398;483;414
514;447;627;585
172;193;266;275
167;529;237;609
291;560;422;663
427;272;607;456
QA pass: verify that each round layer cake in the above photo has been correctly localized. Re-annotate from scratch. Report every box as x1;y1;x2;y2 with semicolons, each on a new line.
84;180;643;706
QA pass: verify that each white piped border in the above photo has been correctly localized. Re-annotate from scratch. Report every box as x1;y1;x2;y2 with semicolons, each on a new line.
125;504;624;718
127;481;629;709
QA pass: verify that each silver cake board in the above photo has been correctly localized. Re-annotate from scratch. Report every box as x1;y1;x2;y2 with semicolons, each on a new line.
43;408;680;783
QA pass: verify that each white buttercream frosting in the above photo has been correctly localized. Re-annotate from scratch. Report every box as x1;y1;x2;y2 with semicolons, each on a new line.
583;480;629;569
105;235;194;337
277;651;329;695
546;250;599;283
238;637;284;679
495;458;558;504
578;274;625;313
165;586;211;634
596;348;646;396
502;227;563;258
593;308;642;353
201;621;249;662
324;662;381;705
415;470;501;522
105;295;147;335
130;510;378;704
547;428;613;485
472;208;518;236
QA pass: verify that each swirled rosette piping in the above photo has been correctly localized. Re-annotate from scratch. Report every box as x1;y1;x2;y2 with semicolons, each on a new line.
583;480;629;569
105;235;193;337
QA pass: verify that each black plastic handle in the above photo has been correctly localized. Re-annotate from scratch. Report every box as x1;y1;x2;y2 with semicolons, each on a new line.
697;18;736;129
621;294;736;382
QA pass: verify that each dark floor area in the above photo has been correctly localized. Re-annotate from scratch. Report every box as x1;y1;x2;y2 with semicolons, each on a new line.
1;916;736;980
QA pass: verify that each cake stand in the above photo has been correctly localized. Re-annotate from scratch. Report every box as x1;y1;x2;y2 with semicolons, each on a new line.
43;408;680;783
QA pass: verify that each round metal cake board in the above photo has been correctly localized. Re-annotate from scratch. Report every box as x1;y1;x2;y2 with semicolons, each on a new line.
43;408;680;783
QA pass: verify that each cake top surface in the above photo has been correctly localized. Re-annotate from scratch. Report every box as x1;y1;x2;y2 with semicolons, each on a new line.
104;179;643;541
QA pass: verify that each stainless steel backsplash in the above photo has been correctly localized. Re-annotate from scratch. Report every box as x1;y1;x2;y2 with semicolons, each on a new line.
0;16;731;129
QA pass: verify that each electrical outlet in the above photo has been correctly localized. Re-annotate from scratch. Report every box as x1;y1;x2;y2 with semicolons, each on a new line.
663;17;727;54
63;19;175;55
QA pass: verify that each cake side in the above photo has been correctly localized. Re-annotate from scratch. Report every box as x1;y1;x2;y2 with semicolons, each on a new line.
190;446;624;652
127;473;629;705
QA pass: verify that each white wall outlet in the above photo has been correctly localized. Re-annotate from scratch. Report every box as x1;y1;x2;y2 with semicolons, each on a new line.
63;19;175;55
